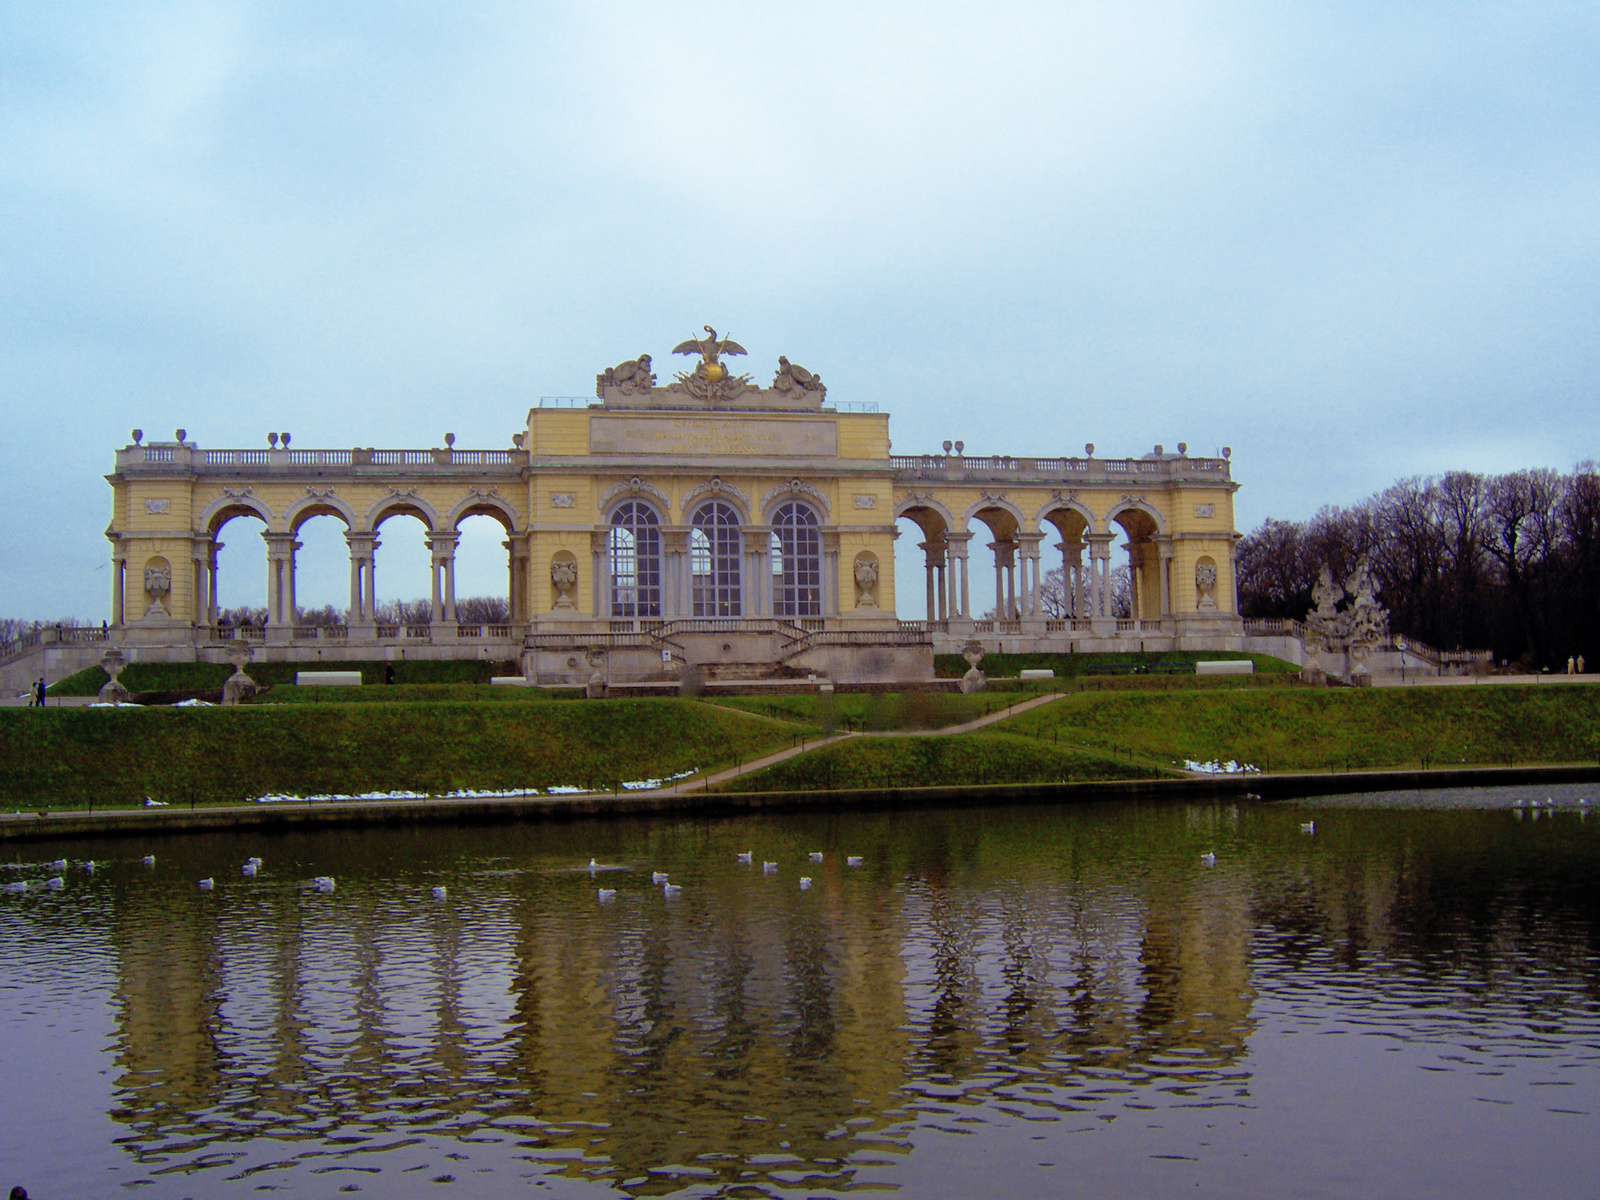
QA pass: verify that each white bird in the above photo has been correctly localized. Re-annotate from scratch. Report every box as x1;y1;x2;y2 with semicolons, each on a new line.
662;883;683;897
1514;797;1525;807
846;856;863;867
48;859;66;871
1300;822;1316;835
736;851;753;863
588;858;601;873
762;861;778;873
651;871;669;884
1200;852;1217;866
198;878;214;890
81;861;96;873
597;888;616;901
4;881;29;893
431;886;448;900
808;851;823;862
312;876;335;893
242;862;258;877
45;877;64;891
799;877;812;890
141;855;156;866
247;856;263;867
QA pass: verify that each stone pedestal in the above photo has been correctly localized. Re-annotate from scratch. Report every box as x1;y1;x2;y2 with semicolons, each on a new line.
97;649;132;706
221;642;259;705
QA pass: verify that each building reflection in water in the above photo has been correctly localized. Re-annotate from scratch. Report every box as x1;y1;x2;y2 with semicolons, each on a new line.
76;799;1598;1193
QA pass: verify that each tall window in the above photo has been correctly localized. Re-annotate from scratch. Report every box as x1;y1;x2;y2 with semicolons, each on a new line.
690;501;742;616
771;501;822;617
610;501;661;617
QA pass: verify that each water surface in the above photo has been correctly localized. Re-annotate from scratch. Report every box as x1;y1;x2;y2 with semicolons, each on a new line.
2;785;1597;1199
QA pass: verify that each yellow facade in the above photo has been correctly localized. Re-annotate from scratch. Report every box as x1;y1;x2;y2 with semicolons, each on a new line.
101;339;1242;679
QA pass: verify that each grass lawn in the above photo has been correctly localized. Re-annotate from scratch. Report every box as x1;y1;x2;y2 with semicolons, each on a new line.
996;684;1600;773
714;732;1167;792
0;699;793;808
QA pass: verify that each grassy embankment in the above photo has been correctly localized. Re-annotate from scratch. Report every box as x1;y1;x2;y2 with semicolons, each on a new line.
933;650;1299;678
0;700;793;809
716;683;1600;791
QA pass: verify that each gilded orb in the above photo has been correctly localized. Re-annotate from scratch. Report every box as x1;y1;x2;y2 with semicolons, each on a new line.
702;362;725;383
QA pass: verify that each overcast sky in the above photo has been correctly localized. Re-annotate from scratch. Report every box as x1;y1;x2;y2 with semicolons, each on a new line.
3;1;1597;620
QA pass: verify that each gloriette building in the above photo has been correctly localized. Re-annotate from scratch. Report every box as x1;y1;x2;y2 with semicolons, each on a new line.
80;329;1245;685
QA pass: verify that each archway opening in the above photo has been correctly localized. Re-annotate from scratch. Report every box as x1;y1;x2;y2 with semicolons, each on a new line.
454;512;514;625
1041;507;1092;620
895;506;953;622
969;505;1020;621
209;510;267;626
372;511;432;626
290;511;352;626
1111;508;1162;622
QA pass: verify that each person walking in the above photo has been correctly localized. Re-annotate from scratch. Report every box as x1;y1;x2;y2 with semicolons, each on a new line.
34;677;46;707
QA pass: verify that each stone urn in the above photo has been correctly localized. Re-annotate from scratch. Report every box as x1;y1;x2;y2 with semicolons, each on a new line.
97;649;132;706
221;641;259;706
959;638;987;695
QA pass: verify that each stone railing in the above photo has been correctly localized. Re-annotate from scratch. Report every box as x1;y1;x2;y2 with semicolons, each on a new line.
891;453;1230;483
1242;617;1307;639
0;624;109;666
117;444;525;474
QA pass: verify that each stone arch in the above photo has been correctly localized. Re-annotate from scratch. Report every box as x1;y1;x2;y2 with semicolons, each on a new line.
681;477;752;523
960;494;1027;535
366;490;438;532
760;478;830;523
1103;498;1167;537
199;493;274;535
285;491;356;534
1034;496;1096;536
446;489;519;533
894;492;956;537
598;476;671;519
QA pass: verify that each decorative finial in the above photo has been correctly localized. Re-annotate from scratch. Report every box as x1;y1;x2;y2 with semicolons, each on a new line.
131;429;143;445
444;432;456;448
1085;443;1095;456
942;440;953;453
280;432;290;447
267;432;278;448
175;429;186;443
1177;442;1187;455
954;440;964;454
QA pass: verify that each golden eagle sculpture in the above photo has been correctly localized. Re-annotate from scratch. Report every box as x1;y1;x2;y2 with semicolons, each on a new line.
670;325;752;399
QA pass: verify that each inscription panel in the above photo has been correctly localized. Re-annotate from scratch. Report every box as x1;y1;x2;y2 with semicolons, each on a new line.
590;416;837;458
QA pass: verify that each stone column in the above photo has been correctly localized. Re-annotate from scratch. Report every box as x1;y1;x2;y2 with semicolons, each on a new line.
1087;534;1114;628
1019;532;1045;621
1157;536;1174;620
919;541;937;622
661;528;689;619
112;554;126;627
263;531;297;644
744;526;773;617
345;531;377;636
591;529;609;620
427;529;459;635
945;531;973;624
820;530;841;618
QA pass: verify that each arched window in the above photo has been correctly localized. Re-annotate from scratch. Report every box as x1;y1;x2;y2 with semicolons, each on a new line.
610;501;661;617
690;501;742;616
771;501;821;617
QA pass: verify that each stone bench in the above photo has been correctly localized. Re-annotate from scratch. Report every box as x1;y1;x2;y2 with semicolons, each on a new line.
1196;660;1254;676
296;671;362;687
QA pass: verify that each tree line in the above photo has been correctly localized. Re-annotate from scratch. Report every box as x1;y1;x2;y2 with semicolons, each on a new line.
1236;464;1600;669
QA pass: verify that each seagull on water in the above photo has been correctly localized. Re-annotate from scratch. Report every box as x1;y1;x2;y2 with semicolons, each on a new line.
651;871;669;884
431;886;448;899
736;850;753;863
142;855;156;866
1200;852;1217;866
846;856;863;867
312;876;335;893
1300;821;1316;835
598;888;616;901
242;862;258;877
762;861;778;873
48;859;66;871
198;878;214;890
4;881;28;894
45;877;64;891
799;877;812;890
808;851;823;862
663;883;683;897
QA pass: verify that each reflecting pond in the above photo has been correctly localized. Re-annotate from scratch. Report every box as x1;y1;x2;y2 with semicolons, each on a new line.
2;785;1598;1199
